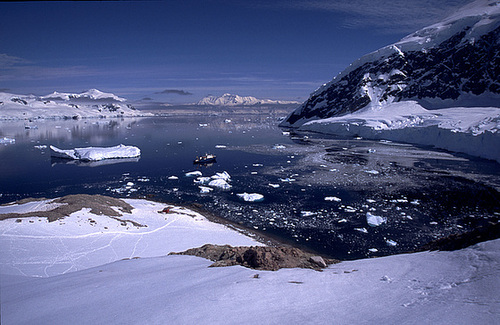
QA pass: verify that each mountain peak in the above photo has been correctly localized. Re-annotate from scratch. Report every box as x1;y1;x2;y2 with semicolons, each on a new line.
196;93;299;106
281;0;500;127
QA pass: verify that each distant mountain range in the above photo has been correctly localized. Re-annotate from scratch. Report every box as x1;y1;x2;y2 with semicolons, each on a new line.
42;89;126;102
0;89;142;120
196;93;300;106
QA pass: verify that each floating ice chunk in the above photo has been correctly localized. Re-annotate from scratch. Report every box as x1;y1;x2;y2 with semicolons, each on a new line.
268;183;280;188
355;228;368;233
280;178;295;182
410;200;420;205
368;248;379;253
338;219;347;223
168;176;179;180
386;239;398;246
273;144;286;149
199;123;208;127
366;212;387;227
211;171;231;181
126;182;134;187
185;171;202;177
237;193;264;202
252;163;263;167
215;145;227;149
325;196;342;202
365;170;380;175
34;145;47;150
199;186;213;194
250;172;258;175
208;179;232;190
137;177;150;182
366;199;376;203
50;144;140;161
301;211;316;217
194;177;211;185
430;221;438;225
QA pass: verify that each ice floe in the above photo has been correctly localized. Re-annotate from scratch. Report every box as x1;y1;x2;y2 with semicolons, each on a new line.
50;144;140;161
237;193;264;202
366;212;387;227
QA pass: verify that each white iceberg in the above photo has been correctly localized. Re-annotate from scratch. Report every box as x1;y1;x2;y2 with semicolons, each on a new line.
194;177;212;185
50;144;140;161
211;171;231;181
199;186;213;194
185;171;203;177
366;212;387;227
208;179;232;190
0;137;15;144
237;193;264;202
324;196;342;202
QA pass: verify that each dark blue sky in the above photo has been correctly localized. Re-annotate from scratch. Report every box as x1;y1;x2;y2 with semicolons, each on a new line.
0;0;470;103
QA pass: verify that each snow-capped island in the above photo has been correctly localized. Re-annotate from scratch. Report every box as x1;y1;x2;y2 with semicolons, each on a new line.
0;89;150;120
196;93;300;106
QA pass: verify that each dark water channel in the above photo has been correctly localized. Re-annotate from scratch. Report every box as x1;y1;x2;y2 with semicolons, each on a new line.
1;115;499;259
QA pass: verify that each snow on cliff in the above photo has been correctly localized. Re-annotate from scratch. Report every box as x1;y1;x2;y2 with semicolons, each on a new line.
197;93;299;106
281;0;500;162
0;196;498;324
0;89;146;120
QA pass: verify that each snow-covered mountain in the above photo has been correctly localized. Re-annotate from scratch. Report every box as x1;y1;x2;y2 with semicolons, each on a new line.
41;88;126;102
196;93;299;106
280;0;500;162
282;0;500;127
0;89;146;120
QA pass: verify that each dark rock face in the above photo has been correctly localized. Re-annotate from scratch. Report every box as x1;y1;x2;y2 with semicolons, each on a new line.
170;244;339;271
283;26;500;126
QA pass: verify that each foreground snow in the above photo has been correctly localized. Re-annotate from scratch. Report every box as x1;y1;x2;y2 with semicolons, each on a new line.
1;197;498;324
298;102;500;163
50;144;141;161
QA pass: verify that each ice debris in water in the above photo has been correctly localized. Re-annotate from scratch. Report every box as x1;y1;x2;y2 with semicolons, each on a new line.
273;144;286;149
268;183;280;188
211;171;231;181
386;239;398;246
194;177;211;185
199;186;213;194
215;145;227;149
237;193;264;202
355;228;368;233
366;212;387;227
325;196;342;202
301;211;316;217
168;176;179;180
0;137;15;144
364;170;380;175
185;171;203;177
368;248;379;253
34;145;47;150
208;179;232;190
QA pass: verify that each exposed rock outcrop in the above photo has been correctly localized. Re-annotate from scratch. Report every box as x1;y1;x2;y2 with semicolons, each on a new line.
170;244;339;271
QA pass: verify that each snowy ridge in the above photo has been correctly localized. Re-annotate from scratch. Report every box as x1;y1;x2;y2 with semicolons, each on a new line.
41;88;126;102
196;93;299;106
0;90;148;120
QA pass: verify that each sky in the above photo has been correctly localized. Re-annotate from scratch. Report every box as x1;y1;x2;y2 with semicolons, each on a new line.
0;0;472;103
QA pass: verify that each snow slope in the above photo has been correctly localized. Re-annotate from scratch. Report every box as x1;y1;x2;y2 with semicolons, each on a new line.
1;197;499;324
0;89;148;120
197;93;299;106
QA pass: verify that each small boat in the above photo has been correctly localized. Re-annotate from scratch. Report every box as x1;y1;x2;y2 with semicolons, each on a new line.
194;153;216;164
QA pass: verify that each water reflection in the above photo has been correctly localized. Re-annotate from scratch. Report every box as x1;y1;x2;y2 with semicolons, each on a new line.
51;157;141;168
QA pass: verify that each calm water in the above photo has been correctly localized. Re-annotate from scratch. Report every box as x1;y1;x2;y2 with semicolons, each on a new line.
1;115;499;259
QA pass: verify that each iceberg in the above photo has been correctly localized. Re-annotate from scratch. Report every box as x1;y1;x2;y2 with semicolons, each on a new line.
208;179;232;190
50;144;140;161
185;171;203;177
211;171;231;181
237;193;264;202
366;212;387;227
